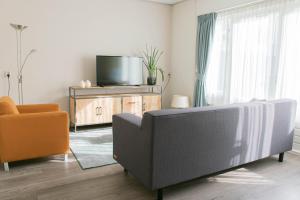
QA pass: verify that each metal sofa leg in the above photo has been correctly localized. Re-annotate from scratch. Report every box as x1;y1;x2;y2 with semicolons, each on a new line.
279;152;284;162
123;168;128;175
4;162;9;172
157;189;163;200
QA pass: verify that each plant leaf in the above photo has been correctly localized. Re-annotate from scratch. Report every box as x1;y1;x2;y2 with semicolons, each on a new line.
143;45;164;77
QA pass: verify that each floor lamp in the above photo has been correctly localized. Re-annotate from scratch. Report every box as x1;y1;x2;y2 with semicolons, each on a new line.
10;23;36;104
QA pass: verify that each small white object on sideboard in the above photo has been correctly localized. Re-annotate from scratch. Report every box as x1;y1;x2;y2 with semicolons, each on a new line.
85;80;92;88
79;80;86;88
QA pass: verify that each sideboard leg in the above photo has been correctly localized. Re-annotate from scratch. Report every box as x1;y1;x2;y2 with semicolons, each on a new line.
157;189;163;200
279;152;284;162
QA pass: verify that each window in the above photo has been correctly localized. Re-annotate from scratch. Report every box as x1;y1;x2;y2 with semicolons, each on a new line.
206;0;300;127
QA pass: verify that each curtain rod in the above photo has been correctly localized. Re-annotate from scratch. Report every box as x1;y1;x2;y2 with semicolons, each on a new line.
216;0;266;13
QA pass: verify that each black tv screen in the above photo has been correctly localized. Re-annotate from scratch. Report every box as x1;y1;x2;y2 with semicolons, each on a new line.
96;56;143;86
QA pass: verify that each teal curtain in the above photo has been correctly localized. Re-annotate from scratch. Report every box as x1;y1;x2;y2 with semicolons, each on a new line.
194;13;217;107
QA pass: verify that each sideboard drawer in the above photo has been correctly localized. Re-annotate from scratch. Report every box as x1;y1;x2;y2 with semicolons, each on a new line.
122;96;142;117
142;95;161;113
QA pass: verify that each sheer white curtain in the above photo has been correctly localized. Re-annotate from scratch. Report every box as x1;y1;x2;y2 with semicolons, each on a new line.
206;0;300;127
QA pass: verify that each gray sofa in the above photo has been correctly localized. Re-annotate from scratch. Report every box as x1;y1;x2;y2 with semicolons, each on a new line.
113;99;297;200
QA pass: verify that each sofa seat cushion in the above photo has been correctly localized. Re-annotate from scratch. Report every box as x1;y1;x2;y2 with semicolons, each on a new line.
0;96;19;115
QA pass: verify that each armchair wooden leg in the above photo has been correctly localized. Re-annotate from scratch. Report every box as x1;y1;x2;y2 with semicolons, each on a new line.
64;154;69;162
157;189;163;200
4;162;9;172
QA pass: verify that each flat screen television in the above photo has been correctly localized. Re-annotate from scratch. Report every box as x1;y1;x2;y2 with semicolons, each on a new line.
96;56;143;86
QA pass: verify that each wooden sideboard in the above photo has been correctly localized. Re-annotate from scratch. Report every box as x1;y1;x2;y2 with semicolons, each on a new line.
69;85;162;132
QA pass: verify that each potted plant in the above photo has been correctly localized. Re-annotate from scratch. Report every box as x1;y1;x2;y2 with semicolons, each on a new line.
142;46;164;85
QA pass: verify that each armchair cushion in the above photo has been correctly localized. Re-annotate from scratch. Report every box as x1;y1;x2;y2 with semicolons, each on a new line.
17;104;60;113
0;96;19;115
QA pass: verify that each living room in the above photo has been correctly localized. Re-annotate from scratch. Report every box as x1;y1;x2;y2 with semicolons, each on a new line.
1;0;300;199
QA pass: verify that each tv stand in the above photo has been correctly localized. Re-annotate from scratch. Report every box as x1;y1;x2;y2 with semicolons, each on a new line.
69;85;162;132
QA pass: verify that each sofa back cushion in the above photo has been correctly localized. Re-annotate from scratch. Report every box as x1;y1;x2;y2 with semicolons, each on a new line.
0;96;19;115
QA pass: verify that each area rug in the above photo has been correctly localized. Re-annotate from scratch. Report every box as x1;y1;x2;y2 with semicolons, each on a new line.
70;127;117;169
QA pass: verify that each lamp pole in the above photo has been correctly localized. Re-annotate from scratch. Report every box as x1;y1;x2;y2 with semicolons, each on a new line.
10;23;35;104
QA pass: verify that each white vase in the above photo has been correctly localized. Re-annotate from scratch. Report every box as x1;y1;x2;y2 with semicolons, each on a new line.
79;80;86;88
85;80;92;88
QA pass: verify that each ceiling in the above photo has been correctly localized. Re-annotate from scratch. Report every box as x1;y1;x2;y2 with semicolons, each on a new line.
146;0;186;5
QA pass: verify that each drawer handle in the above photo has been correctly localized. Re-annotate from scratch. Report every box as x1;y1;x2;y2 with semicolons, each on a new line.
127;101;136;104
99;107;103;115
96;107;103;116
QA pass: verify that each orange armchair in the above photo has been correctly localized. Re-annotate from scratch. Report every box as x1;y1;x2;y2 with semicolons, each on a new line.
0;97;69;171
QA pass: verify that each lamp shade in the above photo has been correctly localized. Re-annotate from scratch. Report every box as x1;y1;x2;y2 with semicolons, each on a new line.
171;95;190;108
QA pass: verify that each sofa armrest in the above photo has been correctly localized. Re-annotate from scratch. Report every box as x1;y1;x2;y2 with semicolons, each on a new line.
112;113;152;188
112;114;142;157
113;113;142;128
0;111;69;162
17;104;60;113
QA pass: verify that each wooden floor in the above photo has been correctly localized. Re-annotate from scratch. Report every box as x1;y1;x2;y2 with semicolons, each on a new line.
1;152;300;200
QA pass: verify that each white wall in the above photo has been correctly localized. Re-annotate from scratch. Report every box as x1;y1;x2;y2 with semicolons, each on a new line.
170;0;197;105
0;0;172;110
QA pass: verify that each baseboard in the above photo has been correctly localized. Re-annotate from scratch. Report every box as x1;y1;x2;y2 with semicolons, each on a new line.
290;150;300;155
